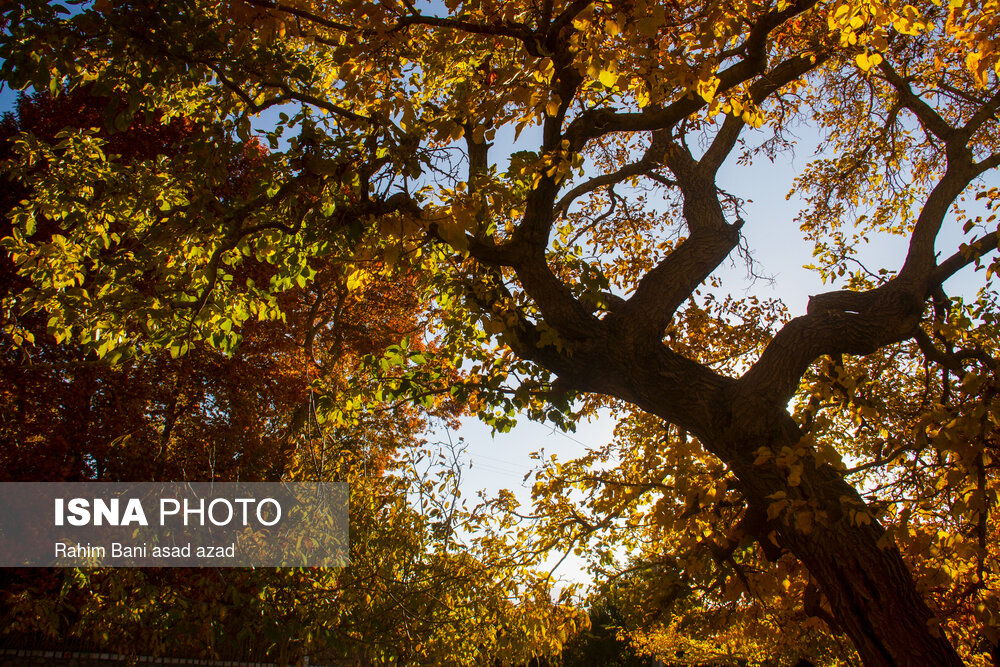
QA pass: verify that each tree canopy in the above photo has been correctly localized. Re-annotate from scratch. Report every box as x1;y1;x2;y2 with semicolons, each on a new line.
2;0;1000;665
0;87;583;666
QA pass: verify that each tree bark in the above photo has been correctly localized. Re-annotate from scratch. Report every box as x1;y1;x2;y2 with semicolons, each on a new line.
740;462;961;667
558;343;965;665
716;410;965;667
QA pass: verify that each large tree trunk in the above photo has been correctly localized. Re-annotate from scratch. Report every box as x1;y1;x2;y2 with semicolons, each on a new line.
573;342;966;666
745;465;961;666
719;408;964;667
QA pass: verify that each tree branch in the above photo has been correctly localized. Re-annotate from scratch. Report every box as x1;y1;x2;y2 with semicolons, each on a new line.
562;0;821;152
898;151;984;283
931;230;1000;286
259;79;370;123
738;285;924;407
960;86;1000;137
554;131;670;215
879;61;956;141
240;0;353;31
701;52;826;175
604;140;741;345
391;14;537;53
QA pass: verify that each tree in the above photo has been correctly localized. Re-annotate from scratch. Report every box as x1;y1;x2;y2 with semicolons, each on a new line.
558;593;652;667
531;305;1000;665
3;0;1000;664
0;88;583;666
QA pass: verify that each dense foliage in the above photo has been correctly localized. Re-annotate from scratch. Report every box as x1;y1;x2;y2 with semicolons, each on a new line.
0;89;582;665
2;0;1000;665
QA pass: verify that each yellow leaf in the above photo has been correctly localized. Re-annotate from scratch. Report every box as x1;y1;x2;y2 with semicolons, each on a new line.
483;318;505;334
794;511;813;535
696;76;720;102
787;463;803;486
346;268;370;291
855;51;883;71
767;499;788;521
599;69;618;88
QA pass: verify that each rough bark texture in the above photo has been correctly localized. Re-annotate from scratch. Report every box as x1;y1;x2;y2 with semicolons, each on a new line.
579;348;967;667
718;417;963;667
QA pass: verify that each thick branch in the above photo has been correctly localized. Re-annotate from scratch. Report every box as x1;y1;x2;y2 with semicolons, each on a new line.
605;140;740;344
563;0;821;153
546;0;594;41
463;122;490;186
701;53;825;174
961;86;1000;137
739;285;923;406
742;150;999;407
515;251;602;339
459;2;821;352
898;151;984;283
931;230;1000;286
538;45;824;347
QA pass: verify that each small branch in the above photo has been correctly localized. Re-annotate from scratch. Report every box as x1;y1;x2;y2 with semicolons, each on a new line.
391;14;535;51
959;87;1000;138
554;131;669;215
546;0;594;41
879;61;956;141
240;0;353;31
259;79;369;123
912;327;967;376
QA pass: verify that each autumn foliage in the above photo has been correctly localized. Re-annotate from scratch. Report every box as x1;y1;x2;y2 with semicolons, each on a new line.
3;0;1000;665
0;88;580;665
